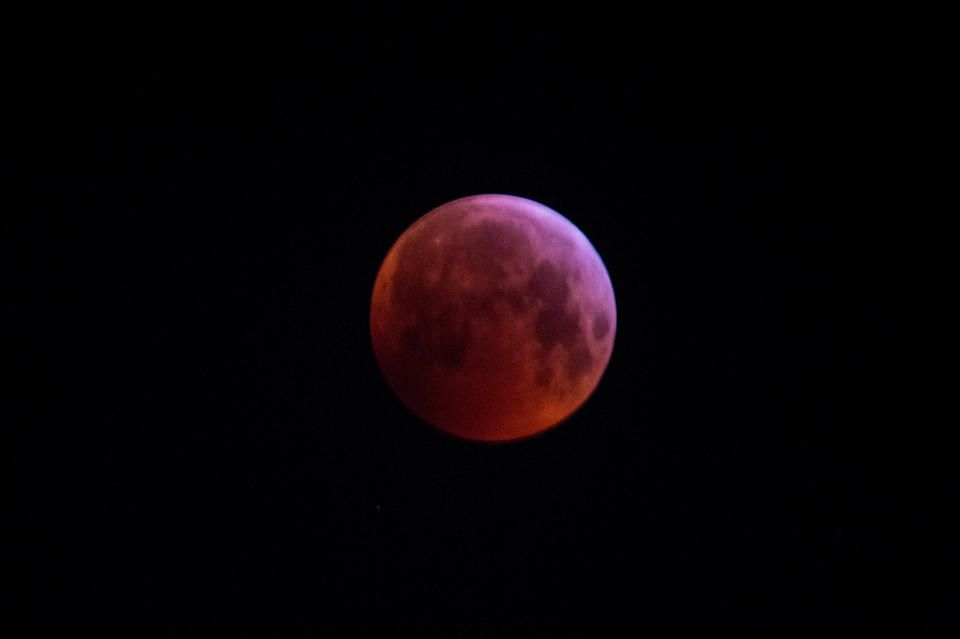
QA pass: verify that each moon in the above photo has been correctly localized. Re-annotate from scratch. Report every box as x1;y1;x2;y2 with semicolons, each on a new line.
370;194;616;442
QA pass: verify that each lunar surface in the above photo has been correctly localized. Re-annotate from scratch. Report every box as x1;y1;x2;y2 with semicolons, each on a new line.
370;194;616;442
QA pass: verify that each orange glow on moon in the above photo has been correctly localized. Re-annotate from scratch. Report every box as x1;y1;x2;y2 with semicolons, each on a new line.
370;194;616;442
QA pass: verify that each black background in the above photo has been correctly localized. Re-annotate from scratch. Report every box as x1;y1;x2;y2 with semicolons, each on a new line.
4;10;939;637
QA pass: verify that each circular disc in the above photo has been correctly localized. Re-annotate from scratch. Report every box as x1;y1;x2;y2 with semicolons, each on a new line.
370;194;616;442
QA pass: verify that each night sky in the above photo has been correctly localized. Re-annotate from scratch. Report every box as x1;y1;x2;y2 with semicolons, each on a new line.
5;11;935;637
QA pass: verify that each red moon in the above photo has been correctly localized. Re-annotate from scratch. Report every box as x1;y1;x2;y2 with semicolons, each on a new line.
370;194;616;442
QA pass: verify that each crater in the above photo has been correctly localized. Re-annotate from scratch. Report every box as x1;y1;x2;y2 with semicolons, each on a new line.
592;313;610;340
